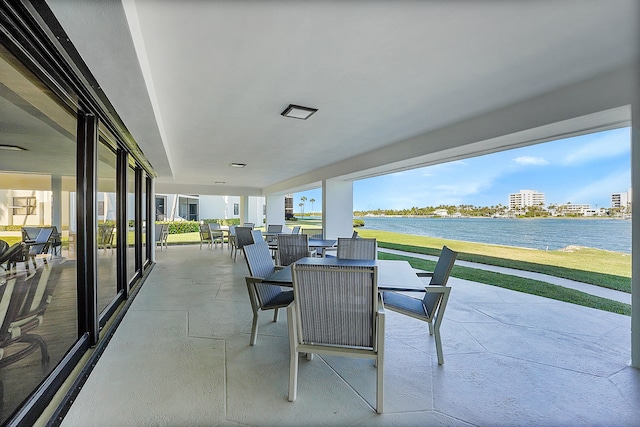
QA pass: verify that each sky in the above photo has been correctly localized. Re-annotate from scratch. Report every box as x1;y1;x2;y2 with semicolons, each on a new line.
294;127;631;212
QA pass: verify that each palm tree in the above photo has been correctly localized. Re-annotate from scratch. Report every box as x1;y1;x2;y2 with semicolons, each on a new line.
299;202;305;217
309;198;315;217
300;196;307;217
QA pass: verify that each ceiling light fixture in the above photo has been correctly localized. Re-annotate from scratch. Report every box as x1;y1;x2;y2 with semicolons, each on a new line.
0;144;27;151
215;181;226;184
281;104;318;120
230;163;246;168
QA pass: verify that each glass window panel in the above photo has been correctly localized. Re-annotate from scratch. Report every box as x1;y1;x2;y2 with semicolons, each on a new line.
97;131;118;313
127;164;137;283
0;44;78;424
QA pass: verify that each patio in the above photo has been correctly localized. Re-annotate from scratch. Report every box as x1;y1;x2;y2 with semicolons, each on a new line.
60;244;639;426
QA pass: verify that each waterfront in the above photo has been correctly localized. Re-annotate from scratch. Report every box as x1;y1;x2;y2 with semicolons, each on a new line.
358;217;631;253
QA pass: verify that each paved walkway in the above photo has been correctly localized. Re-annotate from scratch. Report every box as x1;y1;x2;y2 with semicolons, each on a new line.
378;247;632;305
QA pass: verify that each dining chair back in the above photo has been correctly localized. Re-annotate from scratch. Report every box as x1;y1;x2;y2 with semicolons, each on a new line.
287;263;385;413
337;237;377;260
233;226;254;261
277;234;313;266
243;243;294;345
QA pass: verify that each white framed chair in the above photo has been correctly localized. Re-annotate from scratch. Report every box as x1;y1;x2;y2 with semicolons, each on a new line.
208;223;224;248
243;243;293;345
287;263;385;413
337;237;377;260
233;226;254;262
276;234;315;266
382;246;457;365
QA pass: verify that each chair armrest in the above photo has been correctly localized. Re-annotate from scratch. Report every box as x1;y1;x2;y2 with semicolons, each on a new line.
245;276;265;284
416;271;434;278
424;285;449;294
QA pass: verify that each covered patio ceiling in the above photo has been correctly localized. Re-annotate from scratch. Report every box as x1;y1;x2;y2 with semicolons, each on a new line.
46;0;638;196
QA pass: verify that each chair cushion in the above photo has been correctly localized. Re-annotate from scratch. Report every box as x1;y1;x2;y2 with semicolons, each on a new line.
382;291;427;318
263;289;294;309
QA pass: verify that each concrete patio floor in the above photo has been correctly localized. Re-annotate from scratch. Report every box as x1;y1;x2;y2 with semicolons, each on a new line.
60;244;639;426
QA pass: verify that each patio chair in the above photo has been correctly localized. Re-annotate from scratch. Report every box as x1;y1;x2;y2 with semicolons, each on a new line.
276;234;315;266
381;246;457;365
0;242;28;271
337;237;377;260
287;263;385;413
243;243;293;345
208;223;224;248
265;224;283;244
155;223;169;251
22;227;54;269
0;258;63;368
251;229;264;244
228;225;237;251
243;223;255;229
301;228;323;240
199;223;213;250
97;224;115;252
233;226;254;261
291;225;301;235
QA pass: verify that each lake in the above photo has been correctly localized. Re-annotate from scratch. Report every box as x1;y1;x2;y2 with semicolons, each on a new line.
358;216;631;253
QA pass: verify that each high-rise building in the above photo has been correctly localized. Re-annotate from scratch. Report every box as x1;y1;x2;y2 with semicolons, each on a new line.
509;190;545;210
611;188;632;209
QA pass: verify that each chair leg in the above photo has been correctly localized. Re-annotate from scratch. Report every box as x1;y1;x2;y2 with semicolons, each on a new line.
434;326;444;365
428;322;435;335
287;304;298;402
250;312;259;346
273;308;279;322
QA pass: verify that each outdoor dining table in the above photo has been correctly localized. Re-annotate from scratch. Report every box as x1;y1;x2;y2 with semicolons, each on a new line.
268;238;338;257
264;256;425;292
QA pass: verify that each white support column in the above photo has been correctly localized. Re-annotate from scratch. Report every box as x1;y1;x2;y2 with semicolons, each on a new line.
51;175;62;231
322;179;353;240
632;101;639;368
265;194;286;227
240;195;249;226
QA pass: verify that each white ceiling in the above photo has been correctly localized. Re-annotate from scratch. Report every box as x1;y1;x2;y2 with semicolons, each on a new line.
46;0;638;196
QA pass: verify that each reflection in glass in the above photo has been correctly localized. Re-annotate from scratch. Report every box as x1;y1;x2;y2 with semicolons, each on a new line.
97;136;118;313
127;165;137;283
0;45;78;423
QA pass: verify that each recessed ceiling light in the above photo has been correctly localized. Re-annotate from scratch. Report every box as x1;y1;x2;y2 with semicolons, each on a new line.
0;144;27;151
281;104;318;120
215;181;226;184
230;163;246;168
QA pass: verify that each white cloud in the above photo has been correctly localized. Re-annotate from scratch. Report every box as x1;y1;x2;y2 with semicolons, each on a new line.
514;156;548;166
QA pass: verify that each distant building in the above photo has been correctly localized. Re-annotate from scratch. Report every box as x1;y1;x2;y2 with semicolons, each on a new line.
557;203;591;216
612;189;632;210
508;190;545;210
285;194;294;219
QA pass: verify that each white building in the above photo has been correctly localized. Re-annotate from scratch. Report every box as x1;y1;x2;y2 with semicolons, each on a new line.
508;190;545;210
155;194;265;225
612;189;632;210
557;203;592;216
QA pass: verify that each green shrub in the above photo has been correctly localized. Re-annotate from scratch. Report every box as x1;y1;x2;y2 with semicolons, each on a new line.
353;219;365;227
165;221;199;234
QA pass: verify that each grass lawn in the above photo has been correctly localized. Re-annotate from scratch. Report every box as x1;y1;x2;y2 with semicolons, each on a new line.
355;228;631;292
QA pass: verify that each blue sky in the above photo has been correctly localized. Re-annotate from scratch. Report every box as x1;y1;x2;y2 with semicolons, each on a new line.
294;127;631;212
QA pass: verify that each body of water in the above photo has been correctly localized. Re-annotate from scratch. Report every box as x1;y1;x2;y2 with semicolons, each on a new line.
359;217;631;253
